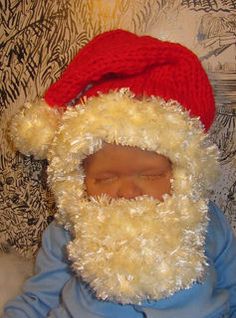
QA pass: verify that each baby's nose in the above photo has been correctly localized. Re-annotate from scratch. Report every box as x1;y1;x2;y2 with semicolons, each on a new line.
117;177;143;199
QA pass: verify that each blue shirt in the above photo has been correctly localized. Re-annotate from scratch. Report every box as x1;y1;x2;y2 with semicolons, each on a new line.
3;202;236;318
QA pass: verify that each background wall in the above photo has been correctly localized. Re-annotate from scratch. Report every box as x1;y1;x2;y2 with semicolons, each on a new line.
1;0;235;258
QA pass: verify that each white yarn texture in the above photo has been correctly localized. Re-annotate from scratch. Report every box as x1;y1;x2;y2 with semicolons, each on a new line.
67;195;209;304
46;90;218;303
10;100;61;159
9;89;219;303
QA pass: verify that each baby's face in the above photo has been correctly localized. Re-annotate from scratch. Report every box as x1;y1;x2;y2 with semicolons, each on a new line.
83;143;173;201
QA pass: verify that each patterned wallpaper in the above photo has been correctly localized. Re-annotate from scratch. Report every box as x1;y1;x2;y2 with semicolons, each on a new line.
0;0;235;257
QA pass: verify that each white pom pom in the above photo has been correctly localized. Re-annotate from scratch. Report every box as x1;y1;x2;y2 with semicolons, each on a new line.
9;100;61;160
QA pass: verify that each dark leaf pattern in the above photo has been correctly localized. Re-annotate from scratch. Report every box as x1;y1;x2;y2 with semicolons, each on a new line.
0;0;235;257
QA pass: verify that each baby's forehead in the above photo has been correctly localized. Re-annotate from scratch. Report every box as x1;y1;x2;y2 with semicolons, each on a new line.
83;142;172;174
86;142;163;157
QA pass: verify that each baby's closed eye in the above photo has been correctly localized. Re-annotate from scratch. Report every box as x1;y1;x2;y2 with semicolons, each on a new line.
139;170;168;180
94;174;118;184
139;174;163;180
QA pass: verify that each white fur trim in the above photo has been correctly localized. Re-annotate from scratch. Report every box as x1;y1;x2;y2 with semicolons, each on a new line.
67;195;209;304
45;89;219;302
47;89;218;226
10;100;61;160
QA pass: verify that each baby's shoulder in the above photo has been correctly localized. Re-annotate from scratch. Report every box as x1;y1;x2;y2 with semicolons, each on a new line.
206;201;235;261
42;220;72;250
207;201;231;235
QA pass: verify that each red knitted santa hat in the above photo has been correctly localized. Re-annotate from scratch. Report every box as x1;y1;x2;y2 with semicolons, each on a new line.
45;29;215;130
10;29;216;160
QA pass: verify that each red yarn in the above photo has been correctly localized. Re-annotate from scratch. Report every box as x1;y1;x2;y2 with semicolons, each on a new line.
44;29;215;130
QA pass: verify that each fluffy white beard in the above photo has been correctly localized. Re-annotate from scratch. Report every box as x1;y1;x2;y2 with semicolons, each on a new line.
67;195;208;304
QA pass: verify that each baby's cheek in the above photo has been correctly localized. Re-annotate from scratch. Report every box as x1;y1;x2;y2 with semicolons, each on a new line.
141;178;172;200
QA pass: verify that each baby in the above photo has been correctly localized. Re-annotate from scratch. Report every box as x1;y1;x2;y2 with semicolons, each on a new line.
3;29;236;318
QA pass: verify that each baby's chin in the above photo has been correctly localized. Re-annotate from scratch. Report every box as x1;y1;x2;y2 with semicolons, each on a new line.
86;193;163;203
67;194;208;304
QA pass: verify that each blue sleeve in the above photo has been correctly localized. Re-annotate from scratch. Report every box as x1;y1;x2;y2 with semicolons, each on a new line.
208;202;236;318
2;221;72;318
